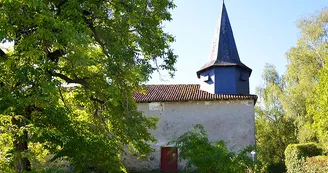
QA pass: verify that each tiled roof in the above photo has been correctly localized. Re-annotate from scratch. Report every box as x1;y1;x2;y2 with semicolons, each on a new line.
134;84;257;103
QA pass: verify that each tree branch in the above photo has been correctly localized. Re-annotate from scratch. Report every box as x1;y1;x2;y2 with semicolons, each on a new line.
52;72;88;88
82;11;111;58
47;49;66;63
58;87;67;107
0;49;7;59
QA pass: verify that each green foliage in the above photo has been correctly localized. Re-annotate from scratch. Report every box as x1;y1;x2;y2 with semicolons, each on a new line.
301;156;328;173
265;162;286;173
285;143;322;173
254;7;328;173
253;8;328;172
255;64;297;170
307;55;328;151
170;124;255;173
0;0;177;172
283;8;328;142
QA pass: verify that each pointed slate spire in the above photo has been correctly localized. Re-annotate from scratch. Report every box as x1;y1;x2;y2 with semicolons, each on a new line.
197;1;252;94
196;1;251;78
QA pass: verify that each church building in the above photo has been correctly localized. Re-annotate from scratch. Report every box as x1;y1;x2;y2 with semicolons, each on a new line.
125;1;257;172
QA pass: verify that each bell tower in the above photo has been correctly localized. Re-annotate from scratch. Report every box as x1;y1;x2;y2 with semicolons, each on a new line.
197;1;252;94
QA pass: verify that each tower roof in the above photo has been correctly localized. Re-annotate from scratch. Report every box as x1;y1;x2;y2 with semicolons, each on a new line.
197;1;252;78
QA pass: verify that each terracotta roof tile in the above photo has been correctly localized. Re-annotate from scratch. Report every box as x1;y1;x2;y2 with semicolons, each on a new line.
134;84;257;103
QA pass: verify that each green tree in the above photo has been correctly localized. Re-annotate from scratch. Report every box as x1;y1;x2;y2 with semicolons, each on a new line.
283;8;328;142
307;54;328;151
255;64;297;171
0;0;177;172
254;7;328;171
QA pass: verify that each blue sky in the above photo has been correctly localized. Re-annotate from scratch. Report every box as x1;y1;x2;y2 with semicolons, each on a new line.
148;0;328;94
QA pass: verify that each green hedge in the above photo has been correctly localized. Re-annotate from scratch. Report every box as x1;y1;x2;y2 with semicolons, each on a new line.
285;143;322;173
301;156;328;173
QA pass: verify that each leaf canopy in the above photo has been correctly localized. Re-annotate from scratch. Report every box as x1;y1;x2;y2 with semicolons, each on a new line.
0;0;177;172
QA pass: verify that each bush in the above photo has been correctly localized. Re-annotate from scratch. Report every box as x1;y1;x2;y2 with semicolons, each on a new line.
301;156;328;173
170;124;255;173
285;143;322;173
266;162;286;173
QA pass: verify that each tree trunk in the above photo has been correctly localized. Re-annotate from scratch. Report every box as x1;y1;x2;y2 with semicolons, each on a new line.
12;117;31;172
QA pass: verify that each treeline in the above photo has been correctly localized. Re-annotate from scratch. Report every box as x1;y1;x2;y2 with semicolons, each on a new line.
255;8;328;172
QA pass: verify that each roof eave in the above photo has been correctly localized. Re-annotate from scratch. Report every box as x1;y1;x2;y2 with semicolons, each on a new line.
136;96;258;105
196;64;252;78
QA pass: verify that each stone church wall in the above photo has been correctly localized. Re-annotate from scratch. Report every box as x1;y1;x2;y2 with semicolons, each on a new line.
123;100;255;172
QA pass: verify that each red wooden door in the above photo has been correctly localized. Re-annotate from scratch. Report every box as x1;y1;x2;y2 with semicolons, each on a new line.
161;147;178;173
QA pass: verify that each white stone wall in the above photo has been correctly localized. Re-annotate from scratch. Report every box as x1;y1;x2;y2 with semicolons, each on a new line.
123;100;255;172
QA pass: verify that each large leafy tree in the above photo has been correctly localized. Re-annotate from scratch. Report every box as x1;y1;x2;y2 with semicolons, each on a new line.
254;8;328;171
307;53;328;151
255;64;297;170
283;9;328;142
0;0;177;172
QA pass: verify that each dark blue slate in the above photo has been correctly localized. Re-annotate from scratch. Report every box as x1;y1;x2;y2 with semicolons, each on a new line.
197;1;252;94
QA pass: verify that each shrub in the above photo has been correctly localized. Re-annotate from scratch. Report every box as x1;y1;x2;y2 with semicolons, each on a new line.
285;143;322;173
170;124;255;173
301;156;328;173
266;162;286;173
